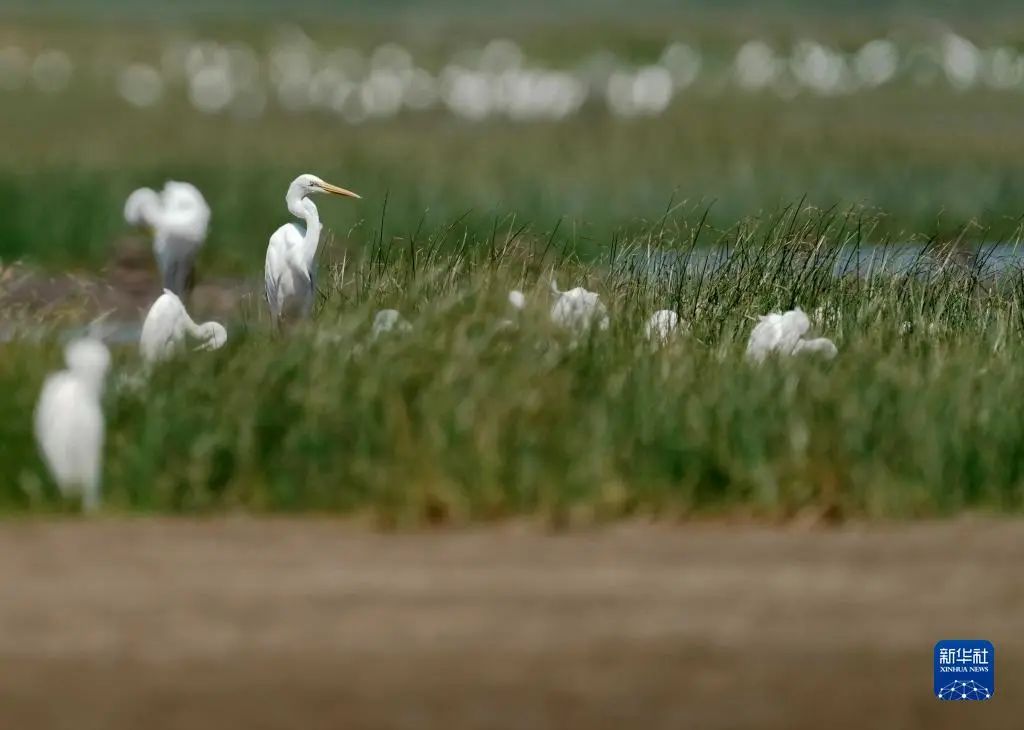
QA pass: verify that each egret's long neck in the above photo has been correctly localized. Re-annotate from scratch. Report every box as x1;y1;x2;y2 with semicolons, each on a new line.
287;191;322;270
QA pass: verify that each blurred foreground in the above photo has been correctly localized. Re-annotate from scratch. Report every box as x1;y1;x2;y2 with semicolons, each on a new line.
3;518;1021;729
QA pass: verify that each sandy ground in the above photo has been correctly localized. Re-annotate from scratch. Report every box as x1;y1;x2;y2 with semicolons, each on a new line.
1;518;1021;729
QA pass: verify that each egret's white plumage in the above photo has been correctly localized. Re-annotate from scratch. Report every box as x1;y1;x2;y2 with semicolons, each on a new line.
645;309;680;345
265;174;360;324
125;181;210;295
371;309;412;340
550;280;609;335
34;337;110;512
508;290;526;310
140;290;227;365
746;307;837;363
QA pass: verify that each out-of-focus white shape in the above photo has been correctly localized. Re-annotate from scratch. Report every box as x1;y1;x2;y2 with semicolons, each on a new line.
508;290;526;310
480;39;523;74
403;68;438;110
32;49;73;93
361;69;405;118
324;48;366;80
942;33;980;90
854;39;899;87
189;64;234;113
645;310;680;345
746;308;837;364
34;337;110;512
309;65;346;107
125;181;211;295
0;45;29;91
502;69;586;121
226;42;262;86
550;280;610;335
983;47;1024;90
372;309;412;340
790;40;848;95
660;42;702;89
372;43;413;76
117;63;164;108
607;66;673;117
735;40;779;90
442;66;493;120
140;290;227;365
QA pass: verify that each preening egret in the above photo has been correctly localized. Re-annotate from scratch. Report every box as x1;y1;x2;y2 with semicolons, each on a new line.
550;280;609;335
746;307;837;364
645;309;680;345
34;337;110;512
265;174;360;324
140;290;227;365
124;181;210;296
372;309;412;340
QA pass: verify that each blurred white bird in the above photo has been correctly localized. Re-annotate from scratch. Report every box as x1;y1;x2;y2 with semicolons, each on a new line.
34;337;111;512
508;290;526;311
550;280;609;335
746;307;837;364
140;290;227;365
265;174;360;324
645;309;680;345
124;181;210;296
372;309;412;340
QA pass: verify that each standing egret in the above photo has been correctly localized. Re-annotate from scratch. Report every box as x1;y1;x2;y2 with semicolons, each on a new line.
124;181;210;296
265;174;360;324
645;309;680;345
34;337;111;512
140;290;227;365
746;307;837;364
550;280;609;335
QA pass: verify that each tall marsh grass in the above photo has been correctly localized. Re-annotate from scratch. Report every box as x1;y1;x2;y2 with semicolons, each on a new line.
3;207;1024;521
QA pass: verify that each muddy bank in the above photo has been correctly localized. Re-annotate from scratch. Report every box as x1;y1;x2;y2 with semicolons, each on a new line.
1;519;1020;729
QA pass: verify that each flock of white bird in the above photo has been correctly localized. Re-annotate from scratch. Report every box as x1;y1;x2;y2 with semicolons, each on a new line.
32;172;836;512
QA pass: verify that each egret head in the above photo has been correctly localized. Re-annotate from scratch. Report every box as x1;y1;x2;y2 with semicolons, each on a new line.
195;322;228;351
64;337;111;393
288;174;361;202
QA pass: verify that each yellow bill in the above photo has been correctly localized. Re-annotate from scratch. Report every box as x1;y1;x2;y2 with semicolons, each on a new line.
317;180;361;199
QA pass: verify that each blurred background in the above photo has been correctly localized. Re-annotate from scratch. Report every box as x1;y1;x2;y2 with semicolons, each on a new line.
2;0;1024;272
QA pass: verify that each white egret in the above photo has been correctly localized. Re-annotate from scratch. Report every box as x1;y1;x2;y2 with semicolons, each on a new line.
371;309;412;340
746;307;837;364
140;290;227;365
508;290;526;310
645;309;680;345
550;280;609;335
265;173;360;324
34;337;110;512
124;181;211;296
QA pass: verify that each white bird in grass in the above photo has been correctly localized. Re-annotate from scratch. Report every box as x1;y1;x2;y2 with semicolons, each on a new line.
124;181;211;296
550;281;609;336
371;309;412;340
34;337;110;512
139;290;227;365
508;290;526;311
265;174;360;324
645;309;680;345
746;307;837;364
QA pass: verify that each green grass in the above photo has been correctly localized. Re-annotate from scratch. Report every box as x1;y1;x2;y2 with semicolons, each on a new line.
4;207;1024;522
4;17;1024;521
